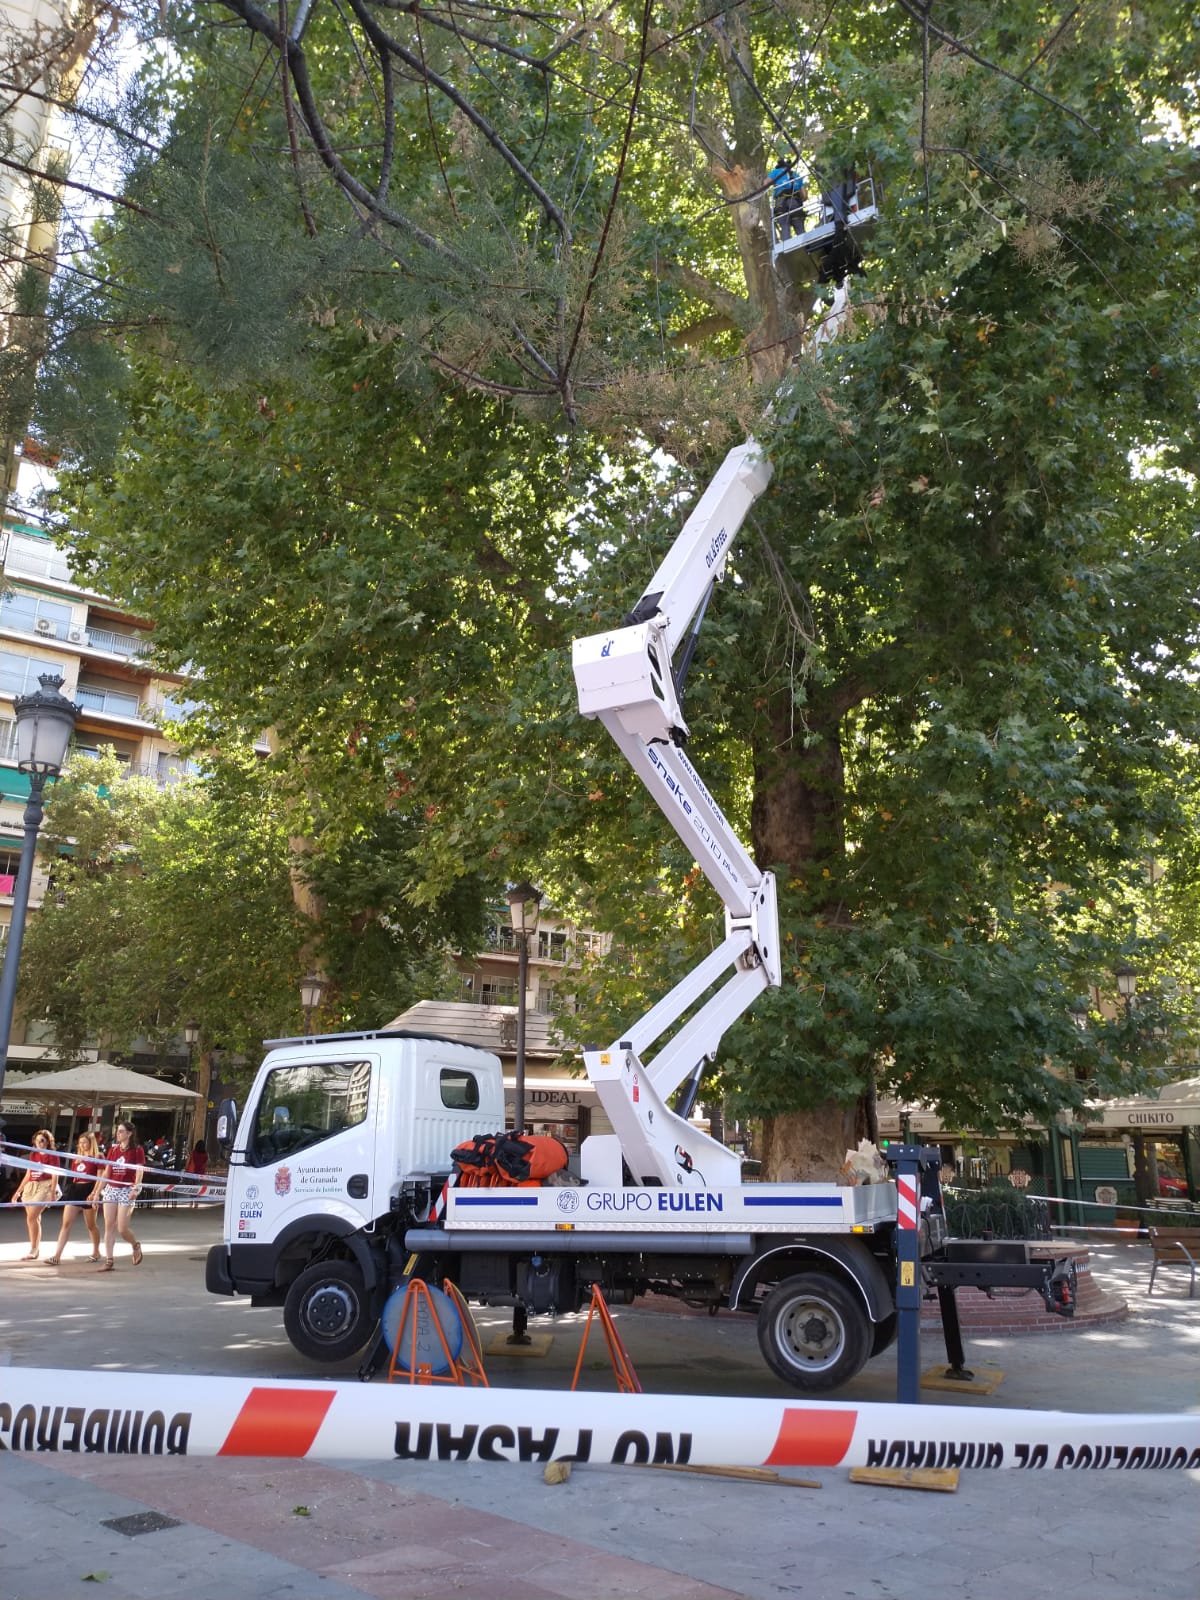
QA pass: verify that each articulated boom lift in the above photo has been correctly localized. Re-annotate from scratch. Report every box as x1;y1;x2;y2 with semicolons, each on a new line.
571;440;781;1190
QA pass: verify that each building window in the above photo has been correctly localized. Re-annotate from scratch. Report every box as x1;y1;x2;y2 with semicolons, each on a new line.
159;694;201;722
537;982;576;1015
480;978;517;1005
72;742;133;766
0;651;59;698
2;532;73;584
459;975;518;1006
75;683;141;718
156;751;200;785
485;921;517;952
537;930;568;962
0;849;21;896
0;592;73;641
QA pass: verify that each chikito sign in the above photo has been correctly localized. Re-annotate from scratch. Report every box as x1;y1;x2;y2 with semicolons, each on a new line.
1128;1112;1176;1126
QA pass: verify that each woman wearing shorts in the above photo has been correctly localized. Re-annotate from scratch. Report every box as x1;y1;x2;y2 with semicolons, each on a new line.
13;1129;59;1258
96;1121;145;1271
44;1132;104;1263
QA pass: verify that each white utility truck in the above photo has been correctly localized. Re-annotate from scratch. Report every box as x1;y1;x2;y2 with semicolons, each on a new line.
208;438;1076;1391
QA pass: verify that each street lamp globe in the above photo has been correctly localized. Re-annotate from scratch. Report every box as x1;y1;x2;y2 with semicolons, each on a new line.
1114;963;1138;1003
506;880;542;938
184;1020;201;1048
300;972;326;1015
14;673;78;773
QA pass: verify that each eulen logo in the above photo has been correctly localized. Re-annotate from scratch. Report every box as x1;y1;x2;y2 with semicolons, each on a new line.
556;1189;580;1213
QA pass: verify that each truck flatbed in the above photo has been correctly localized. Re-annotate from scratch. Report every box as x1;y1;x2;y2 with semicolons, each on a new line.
444;1181;898;1234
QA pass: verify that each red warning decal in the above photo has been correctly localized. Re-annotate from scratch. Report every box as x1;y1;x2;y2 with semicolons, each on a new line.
764;1408;858;1468
218;1387;337;1457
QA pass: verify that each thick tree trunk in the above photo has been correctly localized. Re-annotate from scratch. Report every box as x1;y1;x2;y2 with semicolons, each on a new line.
751;686;864;1179
687;25;857;1177
701;14;802;383
761;1100;871;1182
191;1049;213;1150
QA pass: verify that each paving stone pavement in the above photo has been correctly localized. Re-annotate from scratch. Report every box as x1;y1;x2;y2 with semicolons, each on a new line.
1;1206;1196;1600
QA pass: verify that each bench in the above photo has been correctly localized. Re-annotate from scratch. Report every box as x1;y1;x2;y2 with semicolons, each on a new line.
1147;1227;1200;1298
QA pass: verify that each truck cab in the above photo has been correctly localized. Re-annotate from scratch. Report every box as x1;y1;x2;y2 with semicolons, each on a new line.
206;1030;503;1361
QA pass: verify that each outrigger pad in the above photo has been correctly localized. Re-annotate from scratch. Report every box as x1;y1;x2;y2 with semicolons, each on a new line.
1042;1258;1078;1318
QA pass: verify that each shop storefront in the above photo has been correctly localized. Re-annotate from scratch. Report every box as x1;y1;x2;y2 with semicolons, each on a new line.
503;1077;608;1153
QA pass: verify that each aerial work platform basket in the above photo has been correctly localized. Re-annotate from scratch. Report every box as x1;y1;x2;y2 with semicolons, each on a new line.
771;171;880;287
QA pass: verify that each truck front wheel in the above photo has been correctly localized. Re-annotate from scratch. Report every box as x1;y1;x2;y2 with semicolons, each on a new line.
284;1260;373;1363
757;1272;871;1392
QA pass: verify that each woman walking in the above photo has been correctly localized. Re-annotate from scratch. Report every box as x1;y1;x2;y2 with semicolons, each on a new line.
13;1129;59;1258
96;1121;146;1271
44;1132;104;1263
184;1139;208;1208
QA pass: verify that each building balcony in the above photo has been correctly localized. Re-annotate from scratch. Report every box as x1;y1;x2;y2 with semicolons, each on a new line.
75;683;147;721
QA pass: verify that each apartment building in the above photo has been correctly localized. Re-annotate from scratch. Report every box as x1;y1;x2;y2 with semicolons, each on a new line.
2;3;97;501
393;905;614;1153
0;452;192;1062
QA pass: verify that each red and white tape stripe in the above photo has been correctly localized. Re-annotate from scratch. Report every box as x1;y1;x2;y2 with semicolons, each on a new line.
896;1174;919;1230
1;1369;1196;1471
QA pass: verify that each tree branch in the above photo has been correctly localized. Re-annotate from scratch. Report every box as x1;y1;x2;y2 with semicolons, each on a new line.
892;0;1099;137
0;154;155;219
669;312;739;347
666;262;748;326
343;0;572;240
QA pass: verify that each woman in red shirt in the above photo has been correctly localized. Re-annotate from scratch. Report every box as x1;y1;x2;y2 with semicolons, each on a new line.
96;1120;146;1271
44;1132;104;1263
13;1128;59;1258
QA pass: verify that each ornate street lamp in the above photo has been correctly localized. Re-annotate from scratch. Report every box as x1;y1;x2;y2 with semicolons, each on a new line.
506;881;542;1134
0;673;78;1097
300;971;326;1035
183;1018;201;1080
1114;963;1138;1018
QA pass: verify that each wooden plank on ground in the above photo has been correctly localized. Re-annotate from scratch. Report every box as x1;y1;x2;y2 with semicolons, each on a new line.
644;1463;822;1489
849;1466;960;1493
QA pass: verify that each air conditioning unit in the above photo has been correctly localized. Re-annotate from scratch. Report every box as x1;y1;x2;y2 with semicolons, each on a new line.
35;617;54;634
67;626;84;644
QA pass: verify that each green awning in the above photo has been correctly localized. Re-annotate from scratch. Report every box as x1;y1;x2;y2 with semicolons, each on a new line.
0;770;66;804
0;770;33;804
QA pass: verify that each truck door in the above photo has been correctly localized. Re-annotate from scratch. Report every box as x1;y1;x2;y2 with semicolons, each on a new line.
239;1054;377;1240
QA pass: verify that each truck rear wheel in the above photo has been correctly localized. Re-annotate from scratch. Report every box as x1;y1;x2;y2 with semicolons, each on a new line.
757;1272;870;1392
284;1260;373;1363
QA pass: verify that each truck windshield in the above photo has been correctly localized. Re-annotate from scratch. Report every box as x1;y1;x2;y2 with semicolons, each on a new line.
248;1059;371;1165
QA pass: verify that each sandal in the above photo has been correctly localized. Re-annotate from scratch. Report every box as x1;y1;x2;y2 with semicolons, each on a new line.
97;1260;114;1272
43;1256;61;1265
88;1254;101;1263
131;1245;143;1266
20;1252;38;1260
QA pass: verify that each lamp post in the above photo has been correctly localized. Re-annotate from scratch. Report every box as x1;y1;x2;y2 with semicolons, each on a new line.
506;881;542;1134
300;971;326;1036
182;1019;202;1153
1114;961;1154;1203
0;673;78;1098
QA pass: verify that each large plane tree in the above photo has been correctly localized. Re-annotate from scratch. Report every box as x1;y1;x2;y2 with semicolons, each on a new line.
15;2;1200;1171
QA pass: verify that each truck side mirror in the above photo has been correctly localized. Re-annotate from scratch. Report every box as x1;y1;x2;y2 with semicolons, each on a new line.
217;1098;239;1149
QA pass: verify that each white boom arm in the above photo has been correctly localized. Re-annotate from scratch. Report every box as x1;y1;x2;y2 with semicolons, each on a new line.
572;439;781;1189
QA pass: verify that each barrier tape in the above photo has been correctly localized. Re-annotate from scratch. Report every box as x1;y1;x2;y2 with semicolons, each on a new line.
4;1150;224;1208
4;1151;211;1185
1;1369;1196;1470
